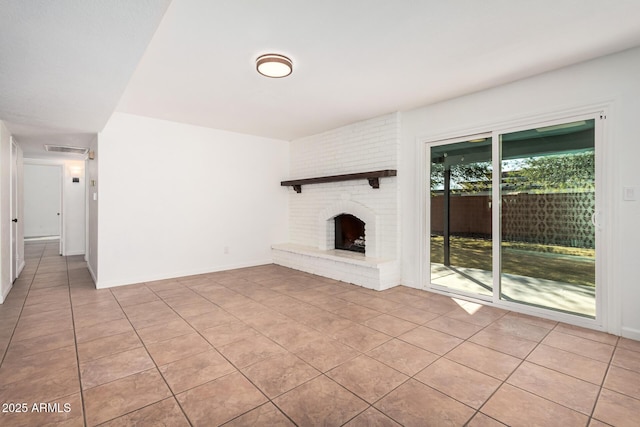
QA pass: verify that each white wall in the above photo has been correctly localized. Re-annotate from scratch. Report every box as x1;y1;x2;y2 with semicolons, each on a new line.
62;160;86;255
96;112;289;288
86;136;98;282
0;121;11;302
399;47;640;339
23;159;86;256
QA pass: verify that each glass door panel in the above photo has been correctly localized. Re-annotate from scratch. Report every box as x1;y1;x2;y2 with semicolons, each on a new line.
430;137;493;297
499;119;596;318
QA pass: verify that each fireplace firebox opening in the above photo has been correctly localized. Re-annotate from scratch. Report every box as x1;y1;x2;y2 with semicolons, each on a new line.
335;214;365;253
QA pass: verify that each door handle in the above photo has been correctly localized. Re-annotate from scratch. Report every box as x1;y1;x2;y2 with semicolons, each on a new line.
12;218;18;223
591;211;602;230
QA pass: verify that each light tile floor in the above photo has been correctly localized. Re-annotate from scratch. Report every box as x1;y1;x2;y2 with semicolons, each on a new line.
1;240;639;426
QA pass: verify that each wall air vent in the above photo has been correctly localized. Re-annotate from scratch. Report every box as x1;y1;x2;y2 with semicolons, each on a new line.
44;145;89;155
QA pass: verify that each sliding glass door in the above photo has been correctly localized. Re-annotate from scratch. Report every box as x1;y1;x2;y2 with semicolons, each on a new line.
430;136;493;299
499;119;596;317
428;116;599;319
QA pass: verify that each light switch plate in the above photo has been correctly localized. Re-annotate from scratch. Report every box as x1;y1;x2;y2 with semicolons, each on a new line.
623;186;637;201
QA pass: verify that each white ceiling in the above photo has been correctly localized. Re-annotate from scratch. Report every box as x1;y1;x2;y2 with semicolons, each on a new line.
3;0;640;157
0;0;171;158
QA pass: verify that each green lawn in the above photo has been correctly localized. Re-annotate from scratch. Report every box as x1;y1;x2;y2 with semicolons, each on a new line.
430;236;595;287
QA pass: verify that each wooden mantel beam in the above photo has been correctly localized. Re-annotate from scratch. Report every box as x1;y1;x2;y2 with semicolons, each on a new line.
281;169;397;193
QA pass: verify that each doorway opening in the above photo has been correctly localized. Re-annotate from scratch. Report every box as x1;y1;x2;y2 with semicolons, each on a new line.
23;163;63;255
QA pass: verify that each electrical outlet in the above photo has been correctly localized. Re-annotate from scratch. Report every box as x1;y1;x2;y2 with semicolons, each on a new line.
224;246;229;254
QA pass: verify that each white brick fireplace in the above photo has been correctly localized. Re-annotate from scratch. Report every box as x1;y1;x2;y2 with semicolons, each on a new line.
272;113;401;290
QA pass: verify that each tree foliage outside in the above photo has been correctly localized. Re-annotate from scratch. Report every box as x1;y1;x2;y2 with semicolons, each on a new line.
514;151;594;192
430;162;492;194
431;151;594;194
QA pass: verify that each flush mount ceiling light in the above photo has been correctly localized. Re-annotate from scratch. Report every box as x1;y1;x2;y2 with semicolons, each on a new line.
256;53;292;78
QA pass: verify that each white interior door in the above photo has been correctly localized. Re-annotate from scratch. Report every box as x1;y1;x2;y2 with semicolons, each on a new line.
24;163;62;239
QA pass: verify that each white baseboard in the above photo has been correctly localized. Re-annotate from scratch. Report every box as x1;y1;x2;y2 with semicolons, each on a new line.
621;327;640;341
63;250;85;256
0;283;13;304
17;260;25;277
87;262;98;286
400;279;419;289
94;259;273;289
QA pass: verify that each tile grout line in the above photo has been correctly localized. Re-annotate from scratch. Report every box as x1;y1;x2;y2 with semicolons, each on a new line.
474;321;614;424
146;281;301;426
470;321;557;422
345;303;515;423
75;280;248;425
102;286;195;427
1;242;83;424
363;309;612;424
206;281;498;425
587;334;620;423
472;315;619;419
100;276;309;425
363;310;510;425
143;276;389;426
293;291;509;424
55;264;637;426
386;317;498;425
0;243;43;368
66;253;90;427
221;281;452;425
